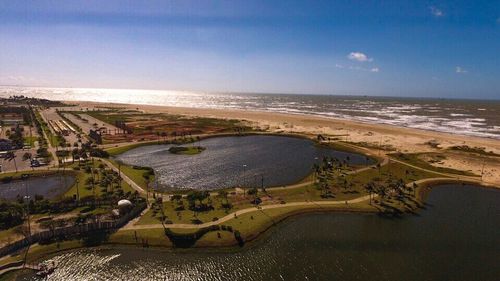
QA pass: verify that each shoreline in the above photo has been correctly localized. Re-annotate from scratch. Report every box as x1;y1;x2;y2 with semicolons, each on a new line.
1;99;499;275
28;92;500;140
70;100;500;150
69;100;500;186
3;178;495;272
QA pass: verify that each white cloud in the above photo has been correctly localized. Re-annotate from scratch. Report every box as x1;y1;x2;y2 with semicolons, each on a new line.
455;66;468;74
429;6;444;17
337;65;380;73
347;52;373;62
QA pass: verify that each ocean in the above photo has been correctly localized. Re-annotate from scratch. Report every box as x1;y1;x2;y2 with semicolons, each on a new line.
1;86;499;139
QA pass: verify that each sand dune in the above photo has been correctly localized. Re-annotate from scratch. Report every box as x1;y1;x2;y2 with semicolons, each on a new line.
73;101;500;186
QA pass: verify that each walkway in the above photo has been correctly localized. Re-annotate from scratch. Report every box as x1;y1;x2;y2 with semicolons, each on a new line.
122;194;374;230
100;159;146;194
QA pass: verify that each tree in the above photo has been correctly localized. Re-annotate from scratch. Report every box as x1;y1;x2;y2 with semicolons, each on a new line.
22;152;32;161
364;182;375;204
5;152;18;173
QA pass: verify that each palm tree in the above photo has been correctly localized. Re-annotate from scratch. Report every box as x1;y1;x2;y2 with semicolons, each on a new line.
22;152;32;161
6;151;18;173
364;182;374;204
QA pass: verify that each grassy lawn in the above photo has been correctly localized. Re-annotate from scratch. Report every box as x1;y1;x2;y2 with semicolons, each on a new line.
105;141;159;156
23;136;38;147
192;202;375;247
0;240;83;265
389;152;478;176
85;110;131;125
136;160;447;227
0;169;57;180
61;160;135;199
34;109;58;147
137;196;253;225
168;146;205;155
107;159;153;189
108;228;172;247
0;227;24;247
0;269;32;281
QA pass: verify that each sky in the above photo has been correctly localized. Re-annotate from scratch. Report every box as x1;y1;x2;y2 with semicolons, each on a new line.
0;0;499;99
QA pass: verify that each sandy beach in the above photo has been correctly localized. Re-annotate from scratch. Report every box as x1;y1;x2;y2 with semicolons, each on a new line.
73;101;500;186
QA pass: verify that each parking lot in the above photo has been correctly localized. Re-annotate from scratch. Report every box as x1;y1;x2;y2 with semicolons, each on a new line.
0;148;49;173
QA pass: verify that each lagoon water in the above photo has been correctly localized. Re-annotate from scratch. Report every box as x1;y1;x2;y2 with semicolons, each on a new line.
115;135;372;190
0;175;75;200
18;184;499;280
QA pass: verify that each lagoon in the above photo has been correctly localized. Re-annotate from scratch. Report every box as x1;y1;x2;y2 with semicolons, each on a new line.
116;135;372;191
18;184;500;280
0;175;75;200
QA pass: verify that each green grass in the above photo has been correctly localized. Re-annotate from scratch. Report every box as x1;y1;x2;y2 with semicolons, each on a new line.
0;269;32;281
85;111;130;125
61;161;135;199
108;228;172;247
0;227;24;247
0;169;57;181
23;136;38;147
105;141;159;156
34;109;61;148
107;159;153;189
135;159;448;228
138;197;253;225
168;146;205;155
447;145;500;157
389;152;478;176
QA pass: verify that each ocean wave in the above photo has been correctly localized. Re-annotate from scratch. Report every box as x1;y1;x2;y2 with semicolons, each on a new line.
1;86;498;139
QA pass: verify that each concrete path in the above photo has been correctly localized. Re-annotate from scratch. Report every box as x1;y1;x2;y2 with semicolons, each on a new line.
100;159;146;194
122;194;374;230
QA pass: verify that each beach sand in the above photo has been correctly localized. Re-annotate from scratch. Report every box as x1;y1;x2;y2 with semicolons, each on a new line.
73;101;500;186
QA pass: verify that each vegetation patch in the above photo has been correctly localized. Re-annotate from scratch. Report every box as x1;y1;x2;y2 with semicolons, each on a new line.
389;152;477;176
168;146;206;155
447;145;500;157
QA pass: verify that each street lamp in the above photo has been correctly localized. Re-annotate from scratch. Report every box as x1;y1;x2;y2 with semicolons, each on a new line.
76;178;80;202
242;164;247;197
22;174;31;238
242;164;247;186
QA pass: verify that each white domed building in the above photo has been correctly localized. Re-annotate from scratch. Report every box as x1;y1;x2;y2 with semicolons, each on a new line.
117;199;133;215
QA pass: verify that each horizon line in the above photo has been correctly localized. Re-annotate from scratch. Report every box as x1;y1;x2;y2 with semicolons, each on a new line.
0;84;499;102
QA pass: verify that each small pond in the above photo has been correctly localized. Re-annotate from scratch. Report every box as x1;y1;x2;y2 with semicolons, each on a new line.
0;174;75;200
115;135;373;190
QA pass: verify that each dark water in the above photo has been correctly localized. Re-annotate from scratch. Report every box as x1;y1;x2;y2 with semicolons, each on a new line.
1;87;499;139
0;175;75;200
18;184;499;280
115;135;372;190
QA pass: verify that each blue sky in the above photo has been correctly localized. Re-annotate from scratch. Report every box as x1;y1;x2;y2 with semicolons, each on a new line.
0;0;499;98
